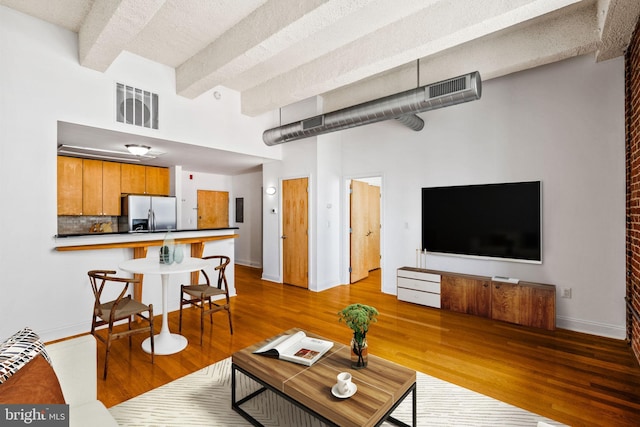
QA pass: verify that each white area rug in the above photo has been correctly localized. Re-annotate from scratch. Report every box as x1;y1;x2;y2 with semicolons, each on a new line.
109;357;564;426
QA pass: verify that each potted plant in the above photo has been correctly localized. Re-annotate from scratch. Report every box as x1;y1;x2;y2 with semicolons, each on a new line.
338;303;378;369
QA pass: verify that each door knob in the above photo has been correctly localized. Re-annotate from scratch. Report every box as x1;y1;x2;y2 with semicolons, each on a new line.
281;235;287;239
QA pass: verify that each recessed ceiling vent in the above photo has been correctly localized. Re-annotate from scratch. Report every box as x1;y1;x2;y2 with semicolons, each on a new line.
262;71;481;146
116;83;159;129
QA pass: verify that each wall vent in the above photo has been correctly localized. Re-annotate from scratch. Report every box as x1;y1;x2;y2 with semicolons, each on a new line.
116;83;159;129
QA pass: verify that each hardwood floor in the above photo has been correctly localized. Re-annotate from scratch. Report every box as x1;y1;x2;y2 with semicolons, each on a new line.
95;265;640;426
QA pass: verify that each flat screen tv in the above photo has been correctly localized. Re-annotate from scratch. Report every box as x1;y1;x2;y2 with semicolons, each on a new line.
421;181;541;263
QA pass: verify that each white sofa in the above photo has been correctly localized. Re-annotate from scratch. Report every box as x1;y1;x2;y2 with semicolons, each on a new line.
46;334;118;427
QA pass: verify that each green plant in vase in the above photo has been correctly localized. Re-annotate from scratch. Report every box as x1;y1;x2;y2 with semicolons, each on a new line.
338;303;378;369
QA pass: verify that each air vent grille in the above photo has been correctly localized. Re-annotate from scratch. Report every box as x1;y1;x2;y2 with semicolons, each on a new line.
116;83;159;129
429;76;467;99
302;115;324;130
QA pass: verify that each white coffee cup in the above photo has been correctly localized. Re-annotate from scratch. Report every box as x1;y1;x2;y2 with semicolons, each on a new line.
336;372;352;395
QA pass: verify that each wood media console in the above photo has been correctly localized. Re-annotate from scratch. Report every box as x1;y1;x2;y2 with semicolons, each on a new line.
397;267;556;330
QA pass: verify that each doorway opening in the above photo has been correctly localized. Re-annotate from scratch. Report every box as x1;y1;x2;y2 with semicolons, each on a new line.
345;176;383;291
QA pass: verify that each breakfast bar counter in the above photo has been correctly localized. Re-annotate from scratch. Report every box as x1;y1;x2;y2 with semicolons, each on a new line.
54;227;238;251
53;228;238;302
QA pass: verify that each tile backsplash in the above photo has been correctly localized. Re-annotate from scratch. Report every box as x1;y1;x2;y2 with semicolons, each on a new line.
58;216;119;235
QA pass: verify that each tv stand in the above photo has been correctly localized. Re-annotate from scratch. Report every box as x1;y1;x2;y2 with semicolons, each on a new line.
397;267;555;330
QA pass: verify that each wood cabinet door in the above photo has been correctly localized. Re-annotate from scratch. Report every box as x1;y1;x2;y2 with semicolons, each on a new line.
475;280;492;318
441;275;491;317
57;156;83;215
82;159;103;215
145;166;169;195
491;281;555;329
102;161;121;215
519;283;556;330
121;164;146;194
491;282;522;324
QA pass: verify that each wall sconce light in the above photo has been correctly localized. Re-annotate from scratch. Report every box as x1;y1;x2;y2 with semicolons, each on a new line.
265;186;277;195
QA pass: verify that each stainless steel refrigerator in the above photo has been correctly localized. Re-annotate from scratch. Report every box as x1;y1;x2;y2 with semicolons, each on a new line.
120;195;177;232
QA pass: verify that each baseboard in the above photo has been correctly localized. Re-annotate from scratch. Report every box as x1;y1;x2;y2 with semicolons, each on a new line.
40;322;89;343
261;273;280;283
556;316;626;340
235;259;262;268
316;278;343;292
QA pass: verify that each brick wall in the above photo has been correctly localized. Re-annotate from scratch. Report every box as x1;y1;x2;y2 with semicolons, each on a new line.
626;18;640;364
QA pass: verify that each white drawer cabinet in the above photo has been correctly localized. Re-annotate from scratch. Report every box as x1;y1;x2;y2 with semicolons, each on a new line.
397;267;441;308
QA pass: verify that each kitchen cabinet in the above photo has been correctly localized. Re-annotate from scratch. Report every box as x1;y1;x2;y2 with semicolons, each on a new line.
397;267;556;330
441;274;491;318
82;159;102;215
121;164;146;194
121;164;169;195
102;161;122;214
145;166;169;195
57;156;83;215
82;159;121;216
58;157;168;217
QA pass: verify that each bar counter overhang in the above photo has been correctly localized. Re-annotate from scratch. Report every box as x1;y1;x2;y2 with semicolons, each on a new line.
54;228;239;302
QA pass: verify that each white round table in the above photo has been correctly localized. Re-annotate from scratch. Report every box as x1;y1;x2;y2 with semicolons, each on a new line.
119;256;208;355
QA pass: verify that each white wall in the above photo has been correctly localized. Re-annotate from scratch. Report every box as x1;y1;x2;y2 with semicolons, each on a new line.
232;171;263;267
0;6;277;341
0;6;626;342
263;54;626;338
261;97;321;284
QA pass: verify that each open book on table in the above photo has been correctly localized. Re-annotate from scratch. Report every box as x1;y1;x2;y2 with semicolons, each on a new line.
253;331;334;366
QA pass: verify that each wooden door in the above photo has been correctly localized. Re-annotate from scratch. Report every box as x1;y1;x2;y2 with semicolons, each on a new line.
350;180;369;283
197;190;229;228
283;178;308;288
102;161;121;215
145;166;169;195
57;156;83;215
367;184;380;271
82;159;103;215
121;163;146;194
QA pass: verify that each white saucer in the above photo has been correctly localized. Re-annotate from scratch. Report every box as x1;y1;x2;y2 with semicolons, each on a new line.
331;382;357;398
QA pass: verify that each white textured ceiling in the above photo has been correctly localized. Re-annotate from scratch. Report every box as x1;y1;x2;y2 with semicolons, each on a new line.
2;0;639;173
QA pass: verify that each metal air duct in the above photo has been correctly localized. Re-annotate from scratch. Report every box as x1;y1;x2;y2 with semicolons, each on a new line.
263;71;481;146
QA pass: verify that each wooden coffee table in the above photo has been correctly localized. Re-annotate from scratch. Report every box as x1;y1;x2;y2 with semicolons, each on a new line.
231;329;416;427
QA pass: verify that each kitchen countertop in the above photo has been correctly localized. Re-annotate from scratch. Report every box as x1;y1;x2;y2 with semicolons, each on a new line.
54;227;239;251
55;227;238;238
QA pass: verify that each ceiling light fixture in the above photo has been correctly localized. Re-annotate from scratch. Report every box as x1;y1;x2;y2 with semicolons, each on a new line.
126;144;151;156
